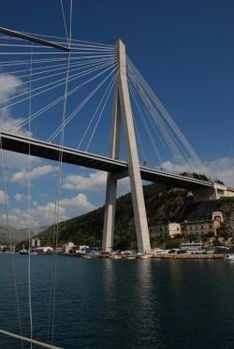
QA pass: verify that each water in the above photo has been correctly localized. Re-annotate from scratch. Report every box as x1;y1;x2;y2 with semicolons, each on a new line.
0;254;234;349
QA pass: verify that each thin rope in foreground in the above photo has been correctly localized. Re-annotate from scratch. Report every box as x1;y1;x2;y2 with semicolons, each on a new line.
27;42;34;349
0;139;24;349
48;2;73;345
0;329;62;349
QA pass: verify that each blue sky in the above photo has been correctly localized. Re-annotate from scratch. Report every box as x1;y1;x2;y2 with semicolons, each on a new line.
0;0;234;229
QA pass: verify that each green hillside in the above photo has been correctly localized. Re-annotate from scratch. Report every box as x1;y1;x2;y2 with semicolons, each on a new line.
16;183;234;251
32;183;188;250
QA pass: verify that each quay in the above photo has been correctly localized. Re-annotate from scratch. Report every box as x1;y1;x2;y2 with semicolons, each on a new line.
150;253;226;260
58;252;227;260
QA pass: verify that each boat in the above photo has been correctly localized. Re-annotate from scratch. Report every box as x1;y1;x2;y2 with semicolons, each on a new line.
19;245;28;255
226;254;234;261
138;254;151;259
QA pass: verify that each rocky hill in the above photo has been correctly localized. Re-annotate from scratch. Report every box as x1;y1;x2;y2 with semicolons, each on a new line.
15;183;234;251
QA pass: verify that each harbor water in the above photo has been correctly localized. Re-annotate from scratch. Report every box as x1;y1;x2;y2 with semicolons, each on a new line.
0;254;234;349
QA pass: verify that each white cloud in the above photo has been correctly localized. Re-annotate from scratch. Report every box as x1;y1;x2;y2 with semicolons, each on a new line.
63;170;131;198
117;177;131;196
11;165;59;183
1;203;66;229
0;74;22;102
0;190;8;205
0;193;97;229
15;193;24;201
59;193;96;212
158;160;208;175
205;157;234;188
159;157;234;188
0;74;29;135
63;171;107;191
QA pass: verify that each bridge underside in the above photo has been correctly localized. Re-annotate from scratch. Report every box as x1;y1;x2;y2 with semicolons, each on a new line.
0;131;213;191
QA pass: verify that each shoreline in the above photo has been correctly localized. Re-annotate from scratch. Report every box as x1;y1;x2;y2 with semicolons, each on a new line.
150;253;226;260
58;252;228;260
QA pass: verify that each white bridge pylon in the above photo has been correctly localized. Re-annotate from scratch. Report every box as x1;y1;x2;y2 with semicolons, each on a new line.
102;40;151;254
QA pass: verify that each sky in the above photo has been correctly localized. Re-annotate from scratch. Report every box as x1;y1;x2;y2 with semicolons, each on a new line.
0;0;234;230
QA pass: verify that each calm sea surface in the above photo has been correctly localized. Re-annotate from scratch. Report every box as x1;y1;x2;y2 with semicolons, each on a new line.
0;254;234;349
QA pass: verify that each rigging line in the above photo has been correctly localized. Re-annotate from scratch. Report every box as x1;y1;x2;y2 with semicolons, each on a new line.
47;63;117;142
0;330;62;349
83;71;117;151
11;61;117;132
50;7;73;340
27;42;34;349
0;58;116;109
60;0;68;39
69;0;73;44
0;141;24;349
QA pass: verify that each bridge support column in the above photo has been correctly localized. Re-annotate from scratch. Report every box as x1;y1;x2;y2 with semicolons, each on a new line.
102;39;151;254
102;173;117;252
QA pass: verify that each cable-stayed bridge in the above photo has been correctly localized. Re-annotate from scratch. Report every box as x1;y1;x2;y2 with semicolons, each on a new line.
0;130;213;190
0;27;233;253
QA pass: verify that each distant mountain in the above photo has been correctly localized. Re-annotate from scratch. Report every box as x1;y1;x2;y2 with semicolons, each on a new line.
0;224;47;245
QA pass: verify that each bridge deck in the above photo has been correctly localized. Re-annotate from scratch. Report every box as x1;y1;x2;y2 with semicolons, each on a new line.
0;131;212;191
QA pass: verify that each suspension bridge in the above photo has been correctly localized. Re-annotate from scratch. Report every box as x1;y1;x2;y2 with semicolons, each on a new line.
0;26;233;255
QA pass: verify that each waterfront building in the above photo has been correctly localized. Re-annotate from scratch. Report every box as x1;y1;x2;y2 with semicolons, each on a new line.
149;211;224;241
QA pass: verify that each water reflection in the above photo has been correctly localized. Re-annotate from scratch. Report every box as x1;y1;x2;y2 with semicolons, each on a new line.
1;256;234;349
101;259;161;348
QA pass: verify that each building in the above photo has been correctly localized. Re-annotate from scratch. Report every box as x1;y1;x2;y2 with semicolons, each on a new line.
179;211;223;239
149;211;224;241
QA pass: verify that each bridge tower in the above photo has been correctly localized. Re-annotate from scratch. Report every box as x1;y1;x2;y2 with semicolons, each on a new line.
102;40;151;254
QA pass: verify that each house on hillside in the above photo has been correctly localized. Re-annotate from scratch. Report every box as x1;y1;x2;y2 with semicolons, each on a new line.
149;209;224;242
